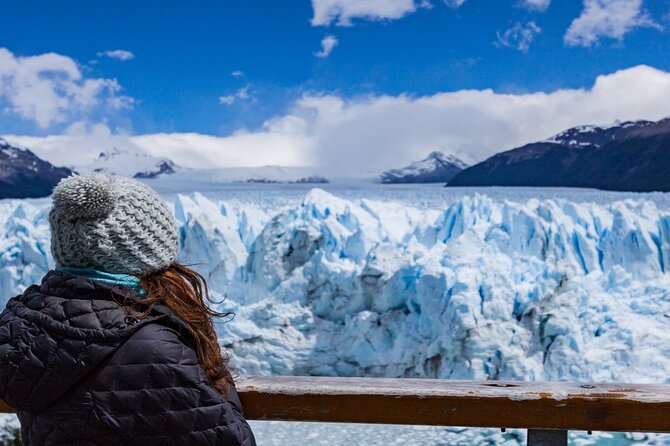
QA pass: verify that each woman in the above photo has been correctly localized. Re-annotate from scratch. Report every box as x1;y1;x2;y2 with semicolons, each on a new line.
0;174;256;445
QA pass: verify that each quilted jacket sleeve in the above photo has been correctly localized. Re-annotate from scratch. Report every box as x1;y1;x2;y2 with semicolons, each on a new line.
0;299;36;409
89;322;256;446
0;304;17;405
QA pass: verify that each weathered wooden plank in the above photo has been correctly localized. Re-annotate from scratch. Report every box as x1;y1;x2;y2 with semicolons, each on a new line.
2;376;670;434
236;376;670;432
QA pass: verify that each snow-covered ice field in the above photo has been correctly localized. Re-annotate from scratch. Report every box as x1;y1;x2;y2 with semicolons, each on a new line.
2;183;670;445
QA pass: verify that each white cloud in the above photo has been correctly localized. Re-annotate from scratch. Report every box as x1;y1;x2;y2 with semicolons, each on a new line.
565;0;661;47
231;70;245;77
0;47;132;128
311;0;422;26
6;117;313;169
296;65;670;172
6;122;136;167
496;21;542;53
97;49;135;61
315;35;339;58
443;0;466;8
518;0;550;11
6;66;670;175
218;95;236;105
218;85;252;105
133;118;312;168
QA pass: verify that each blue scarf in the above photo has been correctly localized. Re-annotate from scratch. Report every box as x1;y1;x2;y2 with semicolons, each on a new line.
56;267;146;296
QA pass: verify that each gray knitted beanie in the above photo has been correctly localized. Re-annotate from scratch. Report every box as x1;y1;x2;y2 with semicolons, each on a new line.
49;173;179;276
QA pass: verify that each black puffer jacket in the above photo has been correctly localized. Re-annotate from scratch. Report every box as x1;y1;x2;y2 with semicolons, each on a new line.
0;270;256;446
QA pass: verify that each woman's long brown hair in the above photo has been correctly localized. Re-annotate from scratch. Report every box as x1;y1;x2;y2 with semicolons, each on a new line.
138;262;233;396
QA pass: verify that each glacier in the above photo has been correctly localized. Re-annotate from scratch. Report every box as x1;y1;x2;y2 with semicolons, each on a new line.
174;189;670;384
2;186;670;444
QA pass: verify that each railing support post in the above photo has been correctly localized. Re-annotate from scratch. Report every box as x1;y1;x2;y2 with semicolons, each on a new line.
527;429;567;446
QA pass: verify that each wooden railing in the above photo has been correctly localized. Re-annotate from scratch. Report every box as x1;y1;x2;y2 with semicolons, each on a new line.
236;376;670;445
4;376;670;445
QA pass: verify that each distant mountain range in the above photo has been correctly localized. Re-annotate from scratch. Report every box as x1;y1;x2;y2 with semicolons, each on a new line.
3;117;670;198
75;149;333;184
380;151;468;184
77;148;178;179
0;139;72;199
0;140;336;198
239;175;329;184
448;118;670;192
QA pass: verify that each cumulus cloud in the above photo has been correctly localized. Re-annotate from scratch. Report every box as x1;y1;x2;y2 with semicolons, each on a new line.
495;21;542;52
97;49;135;61
311;0;422;26
7;116;313;169
231;70;245;77
518;0;550;11
6;66;670;174
565;0;661;47
0;47;132;128
315;35;339;58
218;85;252;105
6;122;137;167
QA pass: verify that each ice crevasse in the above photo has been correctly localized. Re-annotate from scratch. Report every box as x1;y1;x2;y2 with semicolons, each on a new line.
1;189;670;384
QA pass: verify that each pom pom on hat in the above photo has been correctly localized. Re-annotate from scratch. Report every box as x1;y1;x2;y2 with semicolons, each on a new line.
52;174;117;221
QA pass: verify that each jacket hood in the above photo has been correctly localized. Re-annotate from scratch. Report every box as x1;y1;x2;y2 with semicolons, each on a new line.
0;270;192;413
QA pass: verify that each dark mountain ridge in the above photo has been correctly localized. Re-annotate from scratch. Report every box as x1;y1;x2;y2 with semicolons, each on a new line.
447;118;670;192
0;139;73;199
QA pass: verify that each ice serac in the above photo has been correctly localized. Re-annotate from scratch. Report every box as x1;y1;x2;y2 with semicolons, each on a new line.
1;190;670;385
219;191;670;382
0;200;51;298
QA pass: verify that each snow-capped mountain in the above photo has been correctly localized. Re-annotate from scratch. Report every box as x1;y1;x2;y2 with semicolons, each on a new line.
0;138;72;199
544;119;659;147
380;151;469;184
76;147;179;179
449;117;670;191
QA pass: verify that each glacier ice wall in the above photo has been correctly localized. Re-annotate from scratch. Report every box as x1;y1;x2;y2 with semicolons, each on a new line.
2;190;670;384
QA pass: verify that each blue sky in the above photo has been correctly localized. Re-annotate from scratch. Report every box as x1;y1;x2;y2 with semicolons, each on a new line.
2;0;670;171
